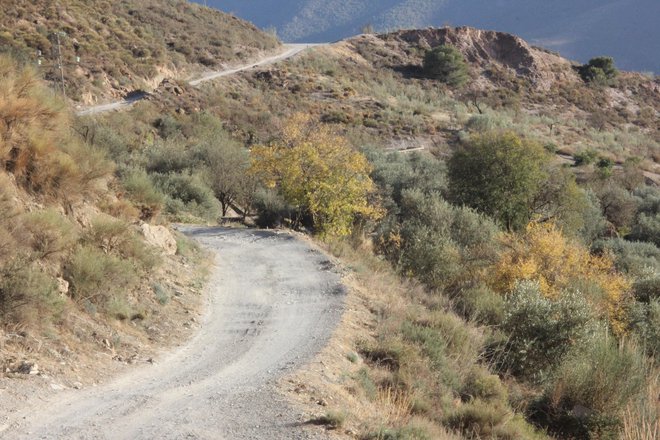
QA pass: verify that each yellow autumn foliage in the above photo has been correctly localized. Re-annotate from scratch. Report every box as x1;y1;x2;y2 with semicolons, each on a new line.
250;113;379;237
492;221;631;334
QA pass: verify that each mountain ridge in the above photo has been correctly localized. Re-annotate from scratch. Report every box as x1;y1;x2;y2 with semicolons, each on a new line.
202;0;659;73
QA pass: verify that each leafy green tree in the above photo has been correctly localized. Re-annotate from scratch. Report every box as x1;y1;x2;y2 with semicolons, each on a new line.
579;56;618;84
448;132;549;231
423;45;469;87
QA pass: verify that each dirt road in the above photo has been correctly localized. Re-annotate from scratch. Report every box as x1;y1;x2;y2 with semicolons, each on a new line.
5;227;344;439
77;44;319;116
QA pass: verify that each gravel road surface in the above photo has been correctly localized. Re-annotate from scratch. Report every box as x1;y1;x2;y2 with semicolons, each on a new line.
5;227;344;439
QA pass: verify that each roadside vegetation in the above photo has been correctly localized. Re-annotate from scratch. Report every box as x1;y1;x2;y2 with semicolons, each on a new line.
0;55;207;380
2;10;658;439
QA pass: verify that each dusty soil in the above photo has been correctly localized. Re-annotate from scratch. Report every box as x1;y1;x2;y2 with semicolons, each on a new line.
2;227;345;439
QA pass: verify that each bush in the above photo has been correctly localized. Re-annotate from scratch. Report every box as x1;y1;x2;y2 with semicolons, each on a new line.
253;188;292;228
448;131;549;231
65;245;137;311
499;281;596;381
84;217;161;271
446;399;545;439
537;337;646;438
593;238;660;276
632;273;660;303
121;170;165;220
423;45;469;87
461;367;508;403
0;258;61;325
152;173;220;220
573;149;599;166
628;212;660;247
455;284;504;325
21;209;77;260
579;57;618;84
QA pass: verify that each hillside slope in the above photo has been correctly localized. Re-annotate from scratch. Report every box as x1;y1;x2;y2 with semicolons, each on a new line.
203;0;660;73
0;0;279;103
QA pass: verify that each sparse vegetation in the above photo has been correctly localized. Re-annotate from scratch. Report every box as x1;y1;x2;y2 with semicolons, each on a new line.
0;0;279;101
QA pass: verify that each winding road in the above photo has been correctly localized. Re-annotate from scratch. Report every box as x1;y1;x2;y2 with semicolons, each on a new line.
5;227;344;439
76;44;319;117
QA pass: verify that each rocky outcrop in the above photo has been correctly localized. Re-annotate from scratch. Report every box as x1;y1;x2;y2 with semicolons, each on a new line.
387;27;580;90
140;223;177;256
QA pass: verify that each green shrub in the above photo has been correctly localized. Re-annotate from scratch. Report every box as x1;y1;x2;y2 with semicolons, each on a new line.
631;269;660;303
85;217;160;271
446;399;545;439
536;337;646;439
448;131;549;231
573;149;599;166
253;188;292;228
121;170;165;220
154;115;182;139
499;281;596;381
628;212;660;247
597;184;638;230
106;295;133;321
0;258;61;325
579;57;618;84
84;217;131;254
65;245;137;311
464;114;511;132
152;173;220;220
21;209;77;259
308;411;346;429
461;367;507;403
456;284;505;325
593;238;660;276
355;367;378;400
152;283;170;305
423;45;469;87
629;298;660;357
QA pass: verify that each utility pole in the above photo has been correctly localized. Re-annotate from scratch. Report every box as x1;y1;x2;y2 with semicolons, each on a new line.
55;31;66;98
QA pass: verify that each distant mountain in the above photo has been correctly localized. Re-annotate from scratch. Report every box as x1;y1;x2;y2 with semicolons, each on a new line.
203;0;660;73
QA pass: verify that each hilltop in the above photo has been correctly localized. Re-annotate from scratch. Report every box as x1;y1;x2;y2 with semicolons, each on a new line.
201;0;660;73
0;0;279;103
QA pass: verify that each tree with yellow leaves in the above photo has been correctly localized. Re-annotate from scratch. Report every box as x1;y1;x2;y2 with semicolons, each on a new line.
250;114;378;237
492;221;631;335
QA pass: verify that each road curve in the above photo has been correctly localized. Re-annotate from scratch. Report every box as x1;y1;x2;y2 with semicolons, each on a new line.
5;227;344;439
76;44;320;117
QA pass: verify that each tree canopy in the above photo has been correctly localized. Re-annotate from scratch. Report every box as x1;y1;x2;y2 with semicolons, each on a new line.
423;44;469;87
579;56;618;84
448;131;549;231
250;114;378;237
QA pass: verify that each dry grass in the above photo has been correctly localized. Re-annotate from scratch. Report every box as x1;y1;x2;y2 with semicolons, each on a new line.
622;368;660;440
279;236;546;439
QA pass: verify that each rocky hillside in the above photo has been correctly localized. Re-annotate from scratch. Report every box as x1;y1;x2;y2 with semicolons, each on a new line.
377;27;580;90
0;0;279;103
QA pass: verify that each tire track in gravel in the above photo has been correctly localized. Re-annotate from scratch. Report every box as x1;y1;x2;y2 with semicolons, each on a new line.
6;227;345;439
